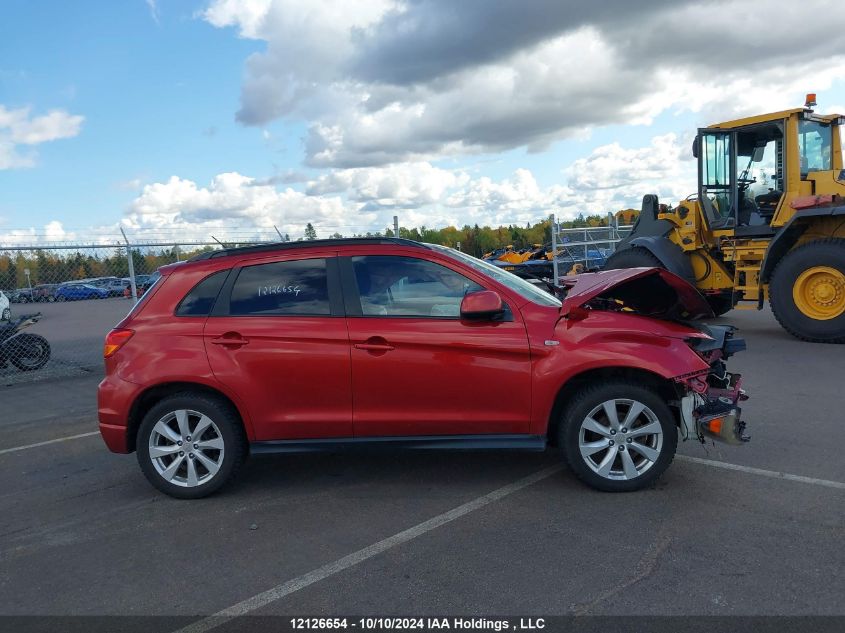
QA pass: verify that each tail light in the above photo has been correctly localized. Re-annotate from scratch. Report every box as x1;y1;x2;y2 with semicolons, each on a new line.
104;328;134;358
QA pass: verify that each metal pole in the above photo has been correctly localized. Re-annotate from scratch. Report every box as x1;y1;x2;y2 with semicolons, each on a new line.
273;224;284;241
393;215;399;238
584;229;588;269
120;228;138;302
550;214;558;284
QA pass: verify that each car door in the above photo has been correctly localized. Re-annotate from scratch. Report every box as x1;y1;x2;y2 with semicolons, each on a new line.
341;253;532;437
203;253;353;441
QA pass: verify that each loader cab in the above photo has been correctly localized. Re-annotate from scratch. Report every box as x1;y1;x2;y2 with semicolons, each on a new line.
693;108;845;233
695;122;784;232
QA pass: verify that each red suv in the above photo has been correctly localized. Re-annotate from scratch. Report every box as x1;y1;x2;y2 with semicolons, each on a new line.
98;238;750;498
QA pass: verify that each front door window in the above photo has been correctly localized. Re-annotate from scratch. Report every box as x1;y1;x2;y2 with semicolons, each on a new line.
351;255;483;318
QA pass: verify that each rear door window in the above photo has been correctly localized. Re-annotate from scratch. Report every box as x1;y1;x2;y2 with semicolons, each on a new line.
228;258;331;316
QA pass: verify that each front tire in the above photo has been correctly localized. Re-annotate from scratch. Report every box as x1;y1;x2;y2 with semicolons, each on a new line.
136;393;246;499
770;239;845;343
1;308;9;321
559;381;678;492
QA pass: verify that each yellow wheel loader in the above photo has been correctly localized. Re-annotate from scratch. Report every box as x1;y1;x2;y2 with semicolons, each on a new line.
605;95;845;342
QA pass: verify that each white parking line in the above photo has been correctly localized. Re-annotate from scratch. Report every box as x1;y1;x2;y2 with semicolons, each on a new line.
174;464;565;633
677;455;845;490
0;431;100;455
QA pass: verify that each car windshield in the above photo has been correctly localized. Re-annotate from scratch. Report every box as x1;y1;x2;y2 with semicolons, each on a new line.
427;244;561;307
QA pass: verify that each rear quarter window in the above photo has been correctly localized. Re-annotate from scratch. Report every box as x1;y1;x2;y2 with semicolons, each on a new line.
175;270;229;316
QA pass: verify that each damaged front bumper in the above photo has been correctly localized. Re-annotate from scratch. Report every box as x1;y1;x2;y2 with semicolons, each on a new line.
680;384;750;445
676;325;751;445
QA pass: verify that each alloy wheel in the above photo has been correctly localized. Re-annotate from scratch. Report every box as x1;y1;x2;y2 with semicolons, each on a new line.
148;409;225;488
578;398;663;481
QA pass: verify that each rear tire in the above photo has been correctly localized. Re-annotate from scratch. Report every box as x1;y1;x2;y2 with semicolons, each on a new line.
559;380;678;492
769;239;845;343
136;393;246;499
604;246;663;270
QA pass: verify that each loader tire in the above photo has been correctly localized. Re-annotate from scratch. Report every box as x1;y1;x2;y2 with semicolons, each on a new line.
769;238;845;343
603;247;663;271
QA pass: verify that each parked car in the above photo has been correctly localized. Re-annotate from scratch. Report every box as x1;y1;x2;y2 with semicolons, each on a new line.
0;290;10;321
55;283;109;301
9;288;34;303
32;284;59;302
97;278;129;297
123;271;160;298
98;238;750;499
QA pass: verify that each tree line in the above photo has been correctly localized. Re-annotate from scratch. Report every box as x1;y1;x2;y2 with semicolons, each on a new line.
312;212;620;257
0;247;214;290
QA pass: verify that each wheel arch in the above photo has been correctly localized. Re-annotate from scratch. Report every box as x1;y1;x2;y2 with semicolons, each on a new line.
126;381;250;453
761;206;845;282
546;366;680;447
628;237;695;283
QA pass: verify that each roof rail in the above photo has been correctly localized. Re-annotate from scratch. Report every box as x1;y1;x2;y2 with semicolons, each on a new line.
188;237;424;262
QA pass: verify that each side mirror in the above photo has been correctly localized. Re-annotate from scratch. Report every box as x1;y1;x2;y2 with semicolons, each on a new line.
460;290;504;319
691;136;700;159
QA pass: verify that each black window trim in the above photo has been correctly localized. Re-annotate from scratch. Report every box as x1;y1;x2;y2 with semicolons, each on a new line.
338;255;513;322
211;256;343;318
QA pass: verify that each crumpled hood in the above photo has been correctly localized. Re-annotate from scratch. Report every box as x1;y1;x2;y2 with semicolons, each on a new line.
560;267;715;321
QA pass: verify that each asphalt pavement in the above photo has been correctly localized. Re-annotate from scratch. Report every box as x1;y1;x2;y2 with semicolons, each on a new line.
1;307;843;629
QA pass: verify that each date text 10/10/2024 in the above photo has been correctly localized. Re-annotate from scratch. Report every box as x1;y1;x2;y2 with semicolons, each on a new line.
289;617;546;630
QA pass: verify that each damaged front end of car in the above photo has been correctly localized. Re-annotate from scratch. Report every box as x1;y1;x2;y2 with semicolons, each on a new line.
559;267;751;446
675;324;750;445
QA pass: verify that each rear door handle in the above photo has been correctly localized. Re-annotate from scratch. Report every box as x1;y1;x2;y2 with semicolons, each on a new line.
353;343;395;351
211;333;250;347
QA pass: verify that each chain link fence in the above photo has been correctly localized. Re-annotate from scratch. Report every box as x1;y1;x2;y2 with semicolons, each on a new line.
0;239;273;385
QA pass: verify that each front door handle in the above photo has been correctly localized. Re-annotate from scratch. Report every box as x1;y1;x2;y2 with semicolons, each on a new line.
354;337;394;352
211;333;250;347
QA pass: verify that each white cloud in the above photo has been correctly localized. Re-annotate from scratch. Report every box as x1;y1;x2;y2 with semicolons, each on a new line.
145;0;160;25
123;172;366;240
0;133;744;244
0;221;79;246
120;134;695;237
0;105;84;170
204;0;845;168
306;162;468;208
202;0;273;39
116;178;144;191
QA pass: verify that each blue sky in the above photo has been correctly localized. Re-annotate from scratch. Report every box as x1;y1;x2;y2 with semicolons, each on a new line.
2;0;844;243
